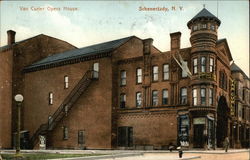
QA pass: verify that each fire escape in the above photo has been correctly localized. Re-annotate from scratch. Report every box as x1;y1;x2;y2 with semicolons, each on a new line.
30;70;98;148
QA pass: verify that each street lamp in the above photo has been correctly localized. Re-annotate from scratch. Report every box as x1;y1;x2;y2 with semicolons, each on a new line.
14;94;23;158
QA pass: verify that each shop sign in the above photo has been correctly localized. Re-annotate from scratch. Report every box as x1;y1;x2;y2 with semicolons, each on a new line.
198;72;216;81
230;79;235;116
193;117;205;124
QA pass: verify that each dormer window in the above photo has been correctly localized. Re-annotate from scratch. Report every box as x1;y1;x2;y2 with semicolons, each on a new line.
210;24;215;31
202;24;207;29
193;25;198;31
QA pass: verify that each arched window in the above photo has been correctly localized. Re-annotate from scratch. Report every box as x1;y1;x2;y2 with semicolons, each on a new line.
219;70;227;90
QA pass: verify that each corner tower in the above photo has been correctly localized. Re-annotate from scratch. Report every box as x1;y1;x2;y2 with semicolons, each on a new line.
187;8;221;149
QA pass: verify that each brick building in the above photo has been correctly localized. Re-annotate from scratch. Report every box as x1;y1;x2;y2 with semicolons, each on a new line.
0;8;249;149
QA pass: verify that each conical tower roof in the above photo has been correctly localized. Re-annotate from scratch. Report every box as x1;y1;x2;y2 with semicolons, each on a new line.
230;62;249;78
187;8;221;28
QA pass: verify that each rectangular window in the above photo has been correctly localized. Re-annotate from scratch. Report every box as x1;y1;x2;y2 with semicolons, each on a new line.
209;88;213;105
78;130;85;144
63;126;68;140
93;62;99;78
202;24;207;29
162;89;168;105
209;58;214;72
49;92;53;105
243;90;245;101
136;92;142;107
193;25;198;31
193;58;198;74
182;61;188;78
192;89;197;106
201;57;206;72
163;64;169;80
64;76;69;89
152;90;158;106
136;68;142;84
120;94;126;108
48;115;52;126
120;71;126;86
211;24;215;31
180;88;187;104
152;66;159;81
201;88;206;105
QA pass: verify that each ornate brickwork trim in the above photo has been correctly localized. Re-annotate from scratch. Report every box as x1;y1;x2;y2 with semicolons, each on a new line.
23;52;111;73
117;56;143;65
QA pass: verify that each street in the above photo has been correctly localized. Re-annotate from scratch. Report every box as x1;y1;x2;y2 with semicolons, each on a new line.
104;151;249;160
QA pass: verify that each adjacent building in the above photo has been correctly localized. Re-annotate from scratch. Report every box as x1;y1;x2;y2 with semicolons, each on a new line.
0;8;249;149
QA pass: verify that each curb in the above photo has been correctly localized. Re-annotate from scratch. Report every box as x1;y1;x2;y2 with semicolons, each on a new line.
183;150;249;154
177;156;201;160
50;153;202;160
50;153;143;160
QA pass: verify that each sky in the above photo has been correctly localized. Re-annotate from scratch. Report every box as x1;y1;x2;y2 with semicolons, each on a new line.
0;1;249;76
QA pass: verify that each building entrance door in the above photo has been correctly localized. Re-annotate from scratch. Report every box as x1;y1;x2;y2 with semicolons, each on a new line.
207;119;215;149
117;127;133;147
193;124;204;148
216;96;229;147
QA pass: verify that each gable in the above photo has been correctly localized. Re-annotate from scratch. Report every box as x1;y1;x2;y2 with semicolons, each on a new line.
216;39;233;62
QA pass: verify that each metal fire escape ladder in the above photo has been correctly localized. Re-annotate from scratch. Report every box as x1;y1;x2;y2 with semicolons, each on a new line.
30;70;98;148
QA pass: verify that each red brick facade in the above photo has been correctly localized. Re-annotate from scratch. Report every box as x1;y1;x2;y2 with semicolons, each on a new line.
0;8;249;149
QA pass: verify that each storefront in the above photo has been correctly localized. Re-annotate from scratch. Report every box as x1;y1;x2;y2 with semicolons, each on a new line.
192;116;215;148
178;115;189;147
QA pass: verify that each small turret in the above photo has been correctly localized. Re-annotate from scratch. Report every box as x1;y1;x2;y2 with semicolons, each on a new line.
187;8;221;54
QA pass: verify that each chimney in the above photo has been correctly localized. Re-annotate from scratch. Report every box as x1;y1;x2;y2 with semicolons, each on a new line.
143;38;153;55
170;32;181;51
7;30;16;45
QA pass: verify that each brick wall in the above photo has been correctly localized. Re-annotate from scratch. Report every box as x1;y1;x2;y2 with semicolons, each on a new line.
0;49;13;148
24;57;113;149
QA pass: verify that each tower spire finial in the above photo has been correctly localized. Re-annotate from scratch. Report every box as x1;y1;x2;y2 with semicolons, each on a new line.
203;4;206;8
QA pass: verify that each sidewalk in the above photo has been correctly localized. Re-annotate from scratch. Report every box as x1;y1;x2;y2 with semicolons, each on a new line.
0;149;249;160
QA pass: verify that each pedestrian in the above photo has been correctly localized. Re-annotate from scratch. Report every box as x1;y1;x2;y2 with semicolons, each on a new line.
177;146;183;158
224;137;229;152
169;142;174;152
